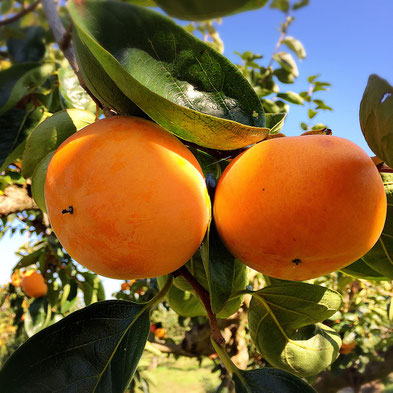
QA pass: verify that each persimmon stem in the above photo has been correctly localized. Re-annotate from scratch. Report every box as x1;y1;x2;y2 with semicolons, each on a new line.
173;265;226;347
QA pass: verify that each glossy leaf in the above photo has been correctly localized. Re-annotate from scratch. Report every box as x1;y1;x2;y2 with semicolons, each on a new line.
14;249;45;270
7;26;46;63
58;67;96;112
0;300;150;393
357;173;393;278
281;36;306;59
69;0;268;150
273;52;298;77
265;112;286;134
277;91;303;105
31;152;54;213
360;74;393;168
22;108;96;178
273;68;295;84
157;275;206;318
0;63;54;115
202;225;248;317
341;259;388;281
255;282;343;328
0;107;45;170
248;283;342;377
155;0;269;20
233;368;316;393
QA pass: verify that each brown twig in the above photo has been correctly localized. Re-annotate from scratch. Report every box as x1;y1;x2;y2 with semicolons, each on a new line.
377;163;393;173
173;265;226;347
40;0;102;109
0;0;40;26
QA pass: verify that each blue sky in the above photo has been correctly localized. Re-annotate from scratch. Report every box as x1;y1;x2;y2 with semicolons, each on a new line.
1;0;392;295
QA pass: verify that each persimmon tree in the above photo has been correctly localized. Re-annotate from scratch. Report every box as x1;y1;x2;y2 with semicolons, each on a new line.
0;1;393;393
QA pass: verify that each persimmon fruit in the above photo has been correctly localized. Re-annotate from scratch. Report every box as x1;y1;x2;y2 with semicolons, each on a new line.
21;270;48;298
213;135;387;281
45;116;210;279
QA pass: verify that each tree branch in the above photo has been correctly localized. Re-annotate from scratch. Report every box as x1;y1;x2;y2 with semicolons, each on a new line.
40;0;102;108
0;185;38;217
173;265;226;347
0;0;40;26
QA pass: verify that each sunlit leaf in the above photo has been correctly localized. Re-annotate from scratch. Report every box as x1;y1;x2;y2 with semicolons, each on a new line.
68;0;268;150
281;36;306;59
360;74;393;167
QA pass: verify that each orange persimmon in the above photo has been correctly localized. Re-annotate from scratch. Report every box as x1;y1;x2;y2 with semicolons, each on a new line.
45;116;210;279
213;135;386;281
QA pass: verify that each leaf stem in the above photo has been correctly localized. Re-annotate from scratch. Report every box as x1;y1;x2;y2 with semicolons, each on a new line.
173;265;226;347
211;338;250;392
0;0;40;26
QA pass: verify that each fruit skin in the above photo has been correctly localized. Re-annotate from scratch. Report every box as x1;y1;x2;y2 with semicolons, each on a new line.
45;116;210;279
21;270;48;298
154;328;166;339
213;135;387;281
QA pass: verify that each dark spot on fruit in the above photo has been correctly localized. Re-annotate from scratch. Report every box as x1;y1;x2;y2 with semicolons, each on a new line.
292;258;301;266
62;205;74;215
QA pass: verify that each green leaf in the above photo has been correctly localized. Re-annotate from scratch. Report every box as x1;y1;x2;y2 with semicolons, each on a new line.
68;0;268;150
0;63;54;115
255;282;343;328
24;298;54;337
72;32;144;117
0;300;150;393
281;37;306;59
341;259;389;281
357;173;393;278
270;0;290;12
22;108;96;178
265;112;286;134
277;91;303;105
248;283;342;377
7;26;46;63
273;52;298;77
202;225;248;316
155;0;269;20
359;74;393;167
273;68;295;84
58;67;96;113
233;368;316;393
14;249;45;270
389;299;393;321
292;0;309;10
313;99;332;111
157;275;206;317
300;122;308;130
307;74;320;83
0;107;45;170
31;152;54;213
308;108;317;119
81;272;106;305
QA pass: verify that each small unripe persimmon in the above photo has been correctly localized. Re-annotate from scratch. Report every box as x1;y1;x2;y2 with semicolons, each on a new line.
21;270;48;298
45;116;210;279
214;135;387;281
154;328;166;339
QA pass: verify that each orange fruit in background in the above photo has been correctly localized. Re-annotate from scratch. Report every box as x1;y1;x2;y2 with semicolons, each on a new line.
21;270;48;298
154;328;166;339
121;282;130;291
213;135;387;281
45;116;210;279
11;271;22;287
340;341;356;355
